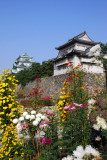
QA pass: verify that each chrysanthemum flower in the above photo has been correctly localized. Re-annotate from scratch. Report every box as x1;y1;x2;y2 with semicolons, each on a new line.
33;120;39;126
23;112;28;117
30;115;35;120
25;114;30;120
13;118;18;124
19;116;24;121
31;110;36;115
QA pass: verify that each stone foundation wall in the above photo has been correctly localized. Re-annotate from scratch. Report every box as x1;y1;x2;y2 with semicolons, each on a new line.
16;72;106;99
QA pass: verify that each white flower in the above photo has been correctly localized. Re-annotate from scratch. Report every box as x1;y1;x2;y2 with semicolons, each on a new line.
96;116;105;125
40;124;48;129
88;98;95;106
36;117;41;122
16;123;22;132
85;145;100;157
19;116;24;121
62;157;67;160
30;115;35;120
25;114;30;120
62;155;74;160
66;155;74;160
36;113;42;118
31;110;36;115
41;115;46;119
23;112;28;117
94;51;100;57
33;120;39;126
93;124;100;131
101;123;107;130
73;145;85;159
74;158;83;160
13;118;18;124
95;136;101;141
103;54;107;59
90;44;101;56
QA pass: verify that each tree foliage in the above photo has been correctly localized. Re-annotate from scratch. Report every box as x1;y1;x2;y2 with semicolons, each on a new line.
101;43;107;70
14;61;53;86
101;43;107;89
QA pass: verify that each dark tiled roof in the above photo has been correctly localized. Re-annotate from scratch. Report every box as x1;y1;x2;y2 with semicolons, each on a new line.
18;59;32;63
16;53;33;60
16;63;26;68
51;49;94;62
55;31;99;50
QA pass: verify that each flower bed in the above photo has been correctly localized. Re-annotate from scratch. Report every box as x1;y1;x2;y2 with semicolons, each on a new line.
0;65;107;160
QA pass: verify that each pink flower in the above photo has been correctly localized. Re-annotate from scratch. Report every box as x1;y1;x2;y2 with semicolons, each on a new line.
40;120;51;125
40;137;47;144
77;104;83;108
63;106;69;110
22;123;29;128
40;137;52;144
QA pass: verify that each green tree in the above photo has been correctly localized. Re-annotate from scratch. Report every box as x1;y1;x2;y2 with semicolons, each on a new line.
15;61;53;86
15;68;31;86
41;61;53;78
30;62;41;80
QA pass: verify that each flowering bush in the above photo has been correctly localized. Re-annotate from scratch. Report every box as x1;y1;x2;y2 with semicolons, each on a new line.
0;69;23;131
62;145;101;160
0;65;106;159
23;77;44;111
13;110;46;159
57;63;88;122
0;124;24;159
0;69;24;159
39;113;60;160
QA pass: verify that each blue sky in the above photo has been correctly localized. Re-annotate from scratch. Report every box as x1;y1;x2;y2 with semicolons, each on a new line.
0;0;107;73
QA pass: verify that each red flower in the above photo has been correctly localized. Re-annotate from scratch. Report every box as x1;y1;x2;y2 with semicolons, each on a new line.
43;96;50;101
35;77;41;82
48;138;52;144
32;88;39;92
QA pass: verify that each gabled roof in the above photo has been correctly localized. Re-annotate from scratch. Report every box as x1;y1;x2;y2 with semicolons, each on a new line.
55;31;99;50
18;59;32;63
51;47;94;62
16;52;33;60
21;52;33;58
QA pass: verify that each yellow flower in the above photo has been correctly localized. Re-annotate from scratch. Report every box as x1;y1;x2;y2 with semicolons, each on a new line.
81;87;85;90
3;106;8;110
3;100;5;104
8;104;12;108
11;108;17;111
15;151;18;154
58;100;64;106
0;112;4;115
0;101;2;106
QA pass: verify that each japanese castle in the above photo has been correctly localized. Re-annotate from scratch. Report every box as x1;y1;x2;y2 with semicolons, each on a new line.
12;52;33;73
51;31;103;75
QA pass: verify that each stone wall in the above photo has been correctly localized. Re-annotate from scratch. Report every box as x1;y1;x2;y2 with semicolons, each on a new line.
16;72;105;99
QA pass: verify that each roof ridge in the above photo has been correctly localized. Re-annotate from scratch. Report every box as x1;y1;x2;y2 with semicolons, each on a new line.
68;31;86;42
